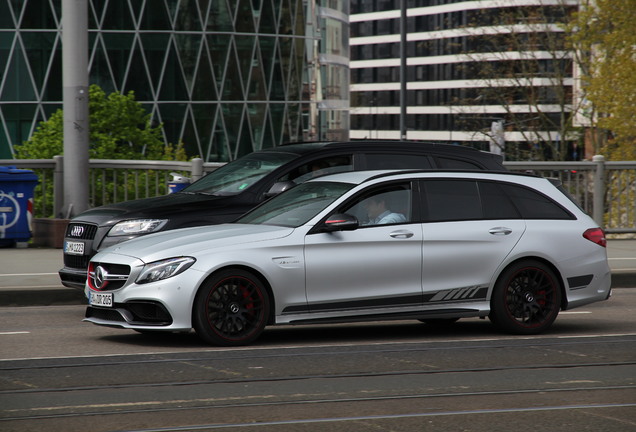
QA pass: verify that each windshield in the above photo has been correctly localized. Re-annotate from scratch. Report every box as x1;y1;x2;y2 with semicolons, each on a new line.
238;181;355;227
183;152;298;195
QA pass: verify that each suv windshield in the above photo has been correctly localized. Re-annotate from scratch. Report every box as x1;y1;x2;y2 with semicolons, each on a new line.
238;181;355;227
183;152;298;196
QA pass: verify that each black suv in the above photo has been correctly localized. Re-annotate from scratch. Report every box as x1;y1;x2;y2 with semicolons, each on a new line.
60;140;505;288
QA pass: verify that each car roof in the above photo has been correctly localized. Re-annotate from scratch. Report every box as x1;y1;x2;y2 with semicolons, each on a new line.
310;169;540;186
258;140;503;163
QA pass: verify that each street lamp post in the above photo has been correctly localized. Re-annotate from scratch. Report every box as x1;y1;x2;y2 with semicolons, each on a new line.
62;0;89;217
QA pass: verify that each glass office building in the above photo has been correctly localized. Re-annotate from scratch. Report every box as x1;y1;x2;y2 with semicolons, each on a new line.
350;0;580;160
0;0;317;161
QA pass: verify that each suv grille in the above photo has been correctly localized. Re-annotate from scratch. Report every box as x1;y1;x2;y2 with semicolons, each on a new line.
66;223;98;240
64;254;91;270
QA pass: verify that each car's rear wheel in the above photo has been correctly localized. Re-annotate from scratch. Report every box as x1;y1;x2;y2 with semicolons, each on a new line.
489;260;561;335
193;269;269;346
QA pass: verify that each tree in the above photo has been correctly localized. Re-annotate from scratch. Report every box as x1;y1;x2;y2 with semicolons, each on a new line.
16;85;189;216
568;0;636;160
449;2;582;161
16;85;166;160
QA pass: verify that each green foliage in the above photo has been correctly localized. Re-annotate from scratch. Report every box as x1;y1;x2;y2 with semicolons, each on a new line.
15;85;192;217
568;0;636;160
16;85;166;160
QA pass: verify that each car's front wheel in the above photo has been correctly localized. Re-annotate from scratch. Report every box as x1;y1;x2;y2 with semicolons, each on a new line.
193;269;270;346
489;260;561;335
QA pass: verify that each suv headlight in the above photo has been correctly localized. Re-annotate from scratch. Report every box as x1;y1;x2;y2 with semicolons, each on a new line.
136;257;196;284
108;219;168;237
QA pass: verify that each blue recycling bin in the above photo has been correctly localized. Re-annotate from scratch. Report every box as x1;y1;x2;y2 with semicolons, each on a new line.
167;172;190;194
0;166;38;246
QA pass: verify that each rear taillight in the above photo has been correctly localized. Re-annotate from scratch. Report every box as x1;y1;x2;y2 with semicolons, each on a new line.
583;228;607;247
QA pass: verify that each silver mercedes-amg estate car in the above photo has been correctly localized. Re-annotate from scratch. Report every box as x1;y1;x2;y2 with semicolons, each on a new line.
84;170;611;346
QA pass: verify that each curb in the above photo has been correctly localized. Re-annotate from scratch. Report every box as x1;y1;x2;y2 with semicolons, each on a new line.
0;288;86;307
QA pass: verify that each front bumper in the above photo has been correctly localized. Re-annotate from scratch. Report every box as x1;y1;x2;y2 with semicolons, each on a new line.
59;266;88;289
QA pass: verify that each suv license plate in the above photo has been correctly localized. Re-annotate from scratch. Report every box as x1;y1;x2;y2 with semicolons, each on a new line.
90;292;113;307
65;241;85;255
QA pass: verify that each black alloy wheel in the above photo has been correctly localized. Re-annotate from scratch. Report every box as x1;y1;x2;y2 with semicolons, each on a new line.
193;269;269;346
490;260;562;335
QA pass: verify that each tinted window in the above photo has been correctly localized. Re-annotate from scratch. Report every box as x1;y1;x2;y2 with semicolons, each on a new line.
435;157;480;170
422;180;481;221
279;155;353;183
365;153;432;170
479;182;521;219
500;184;574;219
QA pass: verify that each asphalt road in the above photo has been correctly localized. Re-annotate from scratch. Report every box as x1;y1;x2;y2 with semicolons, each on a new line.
1;289;635;432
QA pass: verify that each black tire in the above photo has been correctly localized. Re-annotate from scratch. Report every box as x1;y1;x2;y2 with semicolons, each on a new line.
489;260;561;335
193;269;270;346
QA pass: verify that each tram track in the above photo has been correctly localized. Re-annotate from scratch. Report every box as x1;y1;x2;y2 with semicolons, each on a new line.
1;334;635;431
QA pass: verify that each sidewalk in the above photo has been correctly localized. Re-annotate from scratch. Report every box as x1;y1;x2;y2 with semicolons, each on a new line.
1;240;635;307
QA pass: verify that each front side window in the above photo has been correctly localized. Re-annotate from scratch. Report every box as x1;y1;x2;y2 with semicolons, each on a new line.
238;181;355;227
340;183;412;226
183;152;298;195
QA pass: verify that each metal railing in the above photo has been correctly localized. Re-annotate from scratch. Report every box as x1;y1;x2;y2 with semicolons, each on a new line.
1;155;635;233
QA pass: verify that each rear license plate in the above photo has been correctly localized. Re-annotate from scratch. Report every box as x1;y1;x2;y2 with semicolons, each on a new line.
90;291;113;307
65;241;85;255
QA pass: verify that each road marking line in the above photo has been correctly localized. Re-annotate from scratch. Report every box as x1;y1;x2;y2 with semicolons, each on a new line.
0;273;58;277
0;331;30;335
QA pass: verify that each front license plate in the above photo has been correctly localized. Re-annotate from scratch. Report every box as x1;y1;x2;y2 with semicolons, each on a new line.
64;241;85;255
90;291;113;307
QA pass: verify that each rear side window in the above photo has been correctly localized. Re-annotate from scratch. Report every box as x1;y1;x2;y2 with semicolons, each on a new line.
422;180;481;221
479;182;520;219
364;153;433;170
420;179;571;222
499;183;574;219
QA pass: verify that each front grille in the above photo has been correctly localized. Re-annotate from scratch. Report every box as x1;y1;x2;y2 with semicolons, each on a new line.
86;307;126;322
64;254;91;270
89;262;131;291
66;223;98;240
85;303;173;326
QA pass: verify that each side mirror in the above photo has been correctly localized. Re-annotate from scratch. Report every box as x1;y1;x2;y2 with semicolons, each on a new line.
264;181;296;198
321;213;359;232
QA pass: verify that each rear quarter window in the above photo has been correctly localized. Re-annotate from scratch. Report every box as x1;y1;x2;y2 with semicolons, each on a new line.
499;183;574;219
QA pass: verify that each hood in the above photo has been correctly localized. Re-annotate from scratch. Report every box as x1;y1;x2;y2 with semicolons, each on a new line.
72;192;238;226
100;223;294;262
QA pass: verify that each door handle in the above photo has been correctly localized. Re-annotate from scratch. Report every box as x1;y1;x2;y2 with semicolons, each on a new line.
489;227;512;235
390;230;414;239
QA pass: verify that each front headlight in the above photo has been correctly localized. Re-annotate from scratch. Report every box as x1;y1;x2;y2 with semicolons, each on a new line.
136;257;196;284
108;219;168;237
